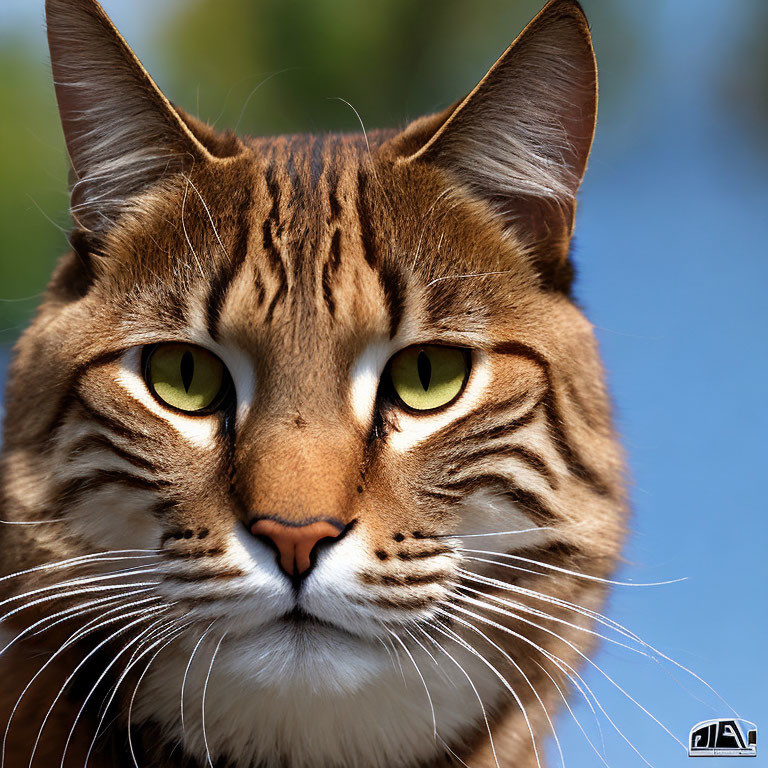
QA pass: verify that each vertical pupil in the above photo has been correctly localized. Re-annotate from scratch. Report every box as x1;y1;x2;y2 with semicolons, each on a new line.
417;351;432;391
180;350;195;393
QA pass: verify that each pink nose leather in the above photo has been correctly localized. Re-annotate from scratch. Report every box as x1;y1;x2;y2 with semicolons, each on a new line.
251;518;343;576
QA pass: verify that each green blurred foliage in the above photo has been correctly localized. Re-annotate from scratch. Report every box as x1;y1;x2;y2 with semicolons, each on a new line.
0;0;638;344
0;35;68;343
162;0;634;136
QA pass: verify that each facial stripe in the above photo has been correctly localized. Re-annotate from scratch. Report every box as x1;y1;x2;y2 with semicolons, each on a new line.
440;474;556;524
58;468;167;499
321;228;343;317
327;161;342;222
44;348;127;441
360;571;452;587
66;432;156;472
492;341;610;496
355;169;376;269
262;161;289;324
205;184;254;339
253;265;267;306
452;444;556;489
355;168;405;339
395;546;453;560
71;390;145;443
460;406;542;444
52;466;168;520
433;393;541;445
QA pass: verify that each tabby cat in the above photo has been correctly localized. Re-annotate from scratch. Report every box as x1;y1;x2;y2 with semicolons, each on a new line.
0;0;628;766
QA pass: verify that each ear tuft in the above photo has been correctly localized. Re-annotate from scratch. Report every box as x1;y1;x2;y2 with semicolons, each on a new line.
399;0;597;289
46;0;239;233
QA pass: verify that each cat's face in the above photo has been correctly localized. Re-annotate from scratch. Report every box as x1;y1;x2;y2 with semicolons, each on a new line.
0;1;627;767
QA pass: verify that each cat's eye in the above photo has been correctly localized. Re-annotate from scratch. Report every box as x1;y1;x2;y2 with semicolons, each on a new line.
388;345;470;412
143;343;229;414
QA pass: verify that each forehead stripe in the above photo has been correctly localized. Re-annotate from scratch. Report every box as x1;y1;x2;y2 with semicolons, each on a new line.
355;168;405;339
321;228;343;318
263;161;289;325
205;184;253;339
327;161;341;222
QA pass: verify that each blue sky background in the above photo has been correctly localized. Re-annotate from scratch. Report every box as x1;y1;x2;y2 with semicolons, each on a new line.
0;1;766;766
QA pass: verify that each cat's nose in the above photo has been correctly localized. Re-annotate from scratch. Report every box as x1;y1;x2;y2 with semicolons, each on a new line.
250;516;345;577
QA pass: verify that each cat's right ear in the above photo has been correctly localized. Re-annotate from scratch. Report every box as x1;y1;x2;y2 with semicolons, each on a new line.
391;0;597;293
46;0;241;234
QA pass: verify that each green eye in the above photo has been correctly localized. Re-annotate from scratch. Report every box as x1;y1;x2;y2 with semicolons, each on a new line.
389;345;470;412
144;343;227;414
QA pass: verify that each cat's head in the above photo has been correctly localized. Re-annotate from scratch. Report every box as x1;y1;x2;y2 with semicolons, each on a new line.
0;0;626;765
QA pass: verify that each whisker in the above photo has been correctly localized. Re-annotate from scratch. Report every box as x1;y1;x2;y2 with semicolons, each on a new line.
425;270;515;288
410;188;452;273
435;606;563;768
530;658;612;768
460;566;657;647
128;622;191;768
181;180;206;279
416;623;502;768
0;550;162;586
81;616;180;768
202;633;227;768
180;619;217;733
1;595;161;768
453;594;686;756
120;617;177;673
463;550;687;588
457;568;738;717
456;575;650;657
182;174;228;260
402;626;456;689
445;601;656;767
330;97;372;164
0;579;162;653
555;662;609;759
375;636;398;674
379;630;406;685
17;588;154;643
386;630;437;739
22;604;169;768
234;68;299;133
0;562;162;610
429;615;542;768
18;589;144;639
435;526;562;539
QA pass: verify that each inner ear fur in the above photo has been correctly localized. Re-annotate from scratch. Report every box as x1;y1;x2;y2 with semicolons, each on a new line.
46;0;243;234
394;0;597;292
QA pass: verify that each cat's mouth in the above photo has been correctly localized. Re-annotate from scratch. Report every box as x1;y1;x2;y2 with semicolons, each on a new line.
278;606;360;639
282;606;332;629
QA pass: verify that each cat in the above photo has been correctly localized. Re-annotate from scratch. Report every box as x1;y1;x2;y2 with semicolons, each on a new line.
0;0;628;766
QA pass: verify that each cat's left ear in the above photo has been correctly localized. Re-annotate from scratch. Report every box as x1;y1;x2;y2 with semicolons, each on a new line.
46;0;241;233
395;0;597;291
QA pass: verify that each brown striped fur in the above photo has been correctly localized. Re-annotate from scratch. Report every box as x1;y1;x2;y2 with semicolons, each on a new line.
0;1;627;766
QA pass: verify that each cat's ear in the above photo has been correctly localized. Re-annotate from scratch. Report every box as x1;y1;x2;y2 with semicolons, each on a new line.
398;0;597;291
46;0;241;233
